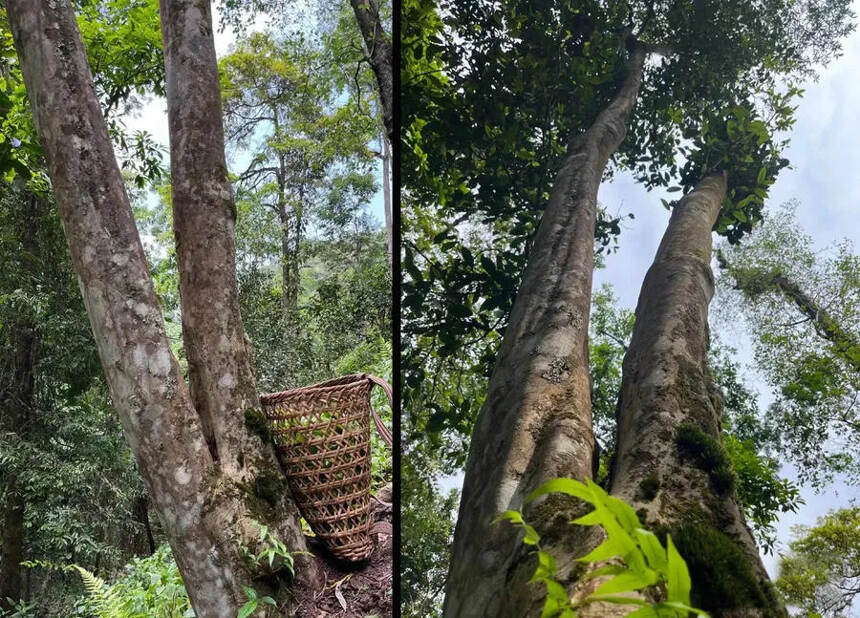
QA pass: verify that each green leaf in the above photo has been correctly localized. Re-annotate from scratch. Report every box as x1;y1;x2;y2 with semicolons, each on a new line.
602;494;641;532
571;509;602;526
530;550;558;583
625;606;660;617
593;569;658;596
583;564;627;580
526;478;591;503
494;510;525;526
634;529;667;572
666;534;692;604
523;523;541;545
576;537;622;563
237;600;258;618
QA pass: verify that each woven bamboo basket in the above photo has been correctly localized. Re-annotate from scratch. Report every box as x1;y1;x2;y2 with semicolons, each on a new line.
259;373;393;562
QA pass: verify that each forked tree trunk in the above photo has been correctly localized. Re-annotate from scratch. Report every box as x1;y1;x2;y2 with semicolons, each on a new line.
349;0;393;144
443;42;647;618
607;173;784;616
7;1;316;614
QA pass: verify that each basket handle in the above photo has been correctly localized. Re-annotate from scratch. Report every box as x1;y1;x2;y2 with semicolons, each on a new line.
366;374;393;448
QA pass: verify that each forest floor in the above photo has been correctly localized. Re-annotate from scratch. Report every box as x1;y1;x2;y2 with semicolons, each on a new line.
294;490;393;617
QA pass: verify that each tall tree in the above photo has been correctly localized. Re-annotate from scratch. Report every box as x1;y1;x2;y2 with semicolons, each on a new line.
5;0;318;614
432;0;854;611
347;0;392;143
716;204;860;487
220;31;377;318
443;39;649;615
605;173;777;614
776;507;860;617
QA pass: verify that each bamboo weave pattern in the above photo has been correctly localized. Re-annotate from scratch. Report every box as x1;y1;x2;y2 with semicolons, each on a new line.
260;373;392;562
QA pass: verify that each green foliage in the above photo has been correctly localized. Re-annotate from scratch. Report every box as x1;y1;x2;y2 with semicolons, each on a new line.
244;408;272;443
715;204;860;487
776;507;860;617
589;284;634;458
638;475;660;502
723;435;801;554
401;461;459;618
675;425;736;495
675;103;792;244
24;546;193;617
240;521;299;578
336;336;393;488
498;478;708;617
237;587;275;618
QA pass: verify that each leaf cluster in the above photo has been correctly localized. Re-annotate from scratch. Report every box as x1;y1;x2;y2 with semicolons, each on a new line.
498;478;707;617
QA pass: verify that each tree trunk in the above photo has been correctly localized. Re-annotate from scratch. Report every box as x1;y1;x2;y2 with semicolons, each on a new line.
288;196;303;311
0;326;33;609
277;195;293;318
158;0;317;593
7;1;316;614
607;173;784;615
0;493;26;609
132;494;157;556
349;0;393;144
382;130;393;266
275;155;293;320
723;263;860;373
443;42;647;618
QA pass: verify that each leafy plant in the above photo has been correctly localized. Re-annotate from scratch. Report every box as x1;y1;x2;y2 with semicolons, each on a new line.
23;546;194;618
241;520;300;577
237;587;276;618
497;478;708;617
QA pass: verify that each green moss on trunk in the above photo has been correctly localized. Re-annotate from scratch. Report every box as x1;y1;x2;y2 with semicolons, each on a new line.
244;408;272;442
672;520;784;616
676;424;736;494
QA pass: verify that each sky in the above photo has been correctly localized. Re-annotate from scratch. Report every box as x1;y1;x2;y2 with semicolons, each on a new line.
593;6;860;587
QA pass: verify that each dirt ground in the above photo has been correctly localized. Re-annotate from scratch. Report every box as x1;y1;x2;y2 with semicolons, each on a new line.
293;494;393;618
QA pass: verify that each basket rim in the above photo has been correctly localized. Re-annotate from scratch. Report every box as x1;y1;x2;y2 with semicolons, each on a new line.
259;373;372;405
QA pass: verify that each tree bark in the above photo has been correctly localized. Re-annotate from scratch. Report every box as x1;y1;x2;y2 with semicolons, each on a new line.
131;494;157;556
607;173;784;615
159;0;257;473
381;130;393;266
7;1;315;614
443;42;647;618
158;0;317;592
349;0;393;144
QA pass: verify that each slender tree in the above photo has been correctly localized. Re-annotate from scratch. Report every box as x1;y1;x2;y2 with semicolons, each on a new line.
5;0;318;614
348;0;393;143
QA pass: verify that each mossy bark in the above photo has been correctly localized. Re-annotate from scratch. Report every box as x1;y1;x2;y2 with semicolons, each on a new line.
444;41;647;618
607;173;785;616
